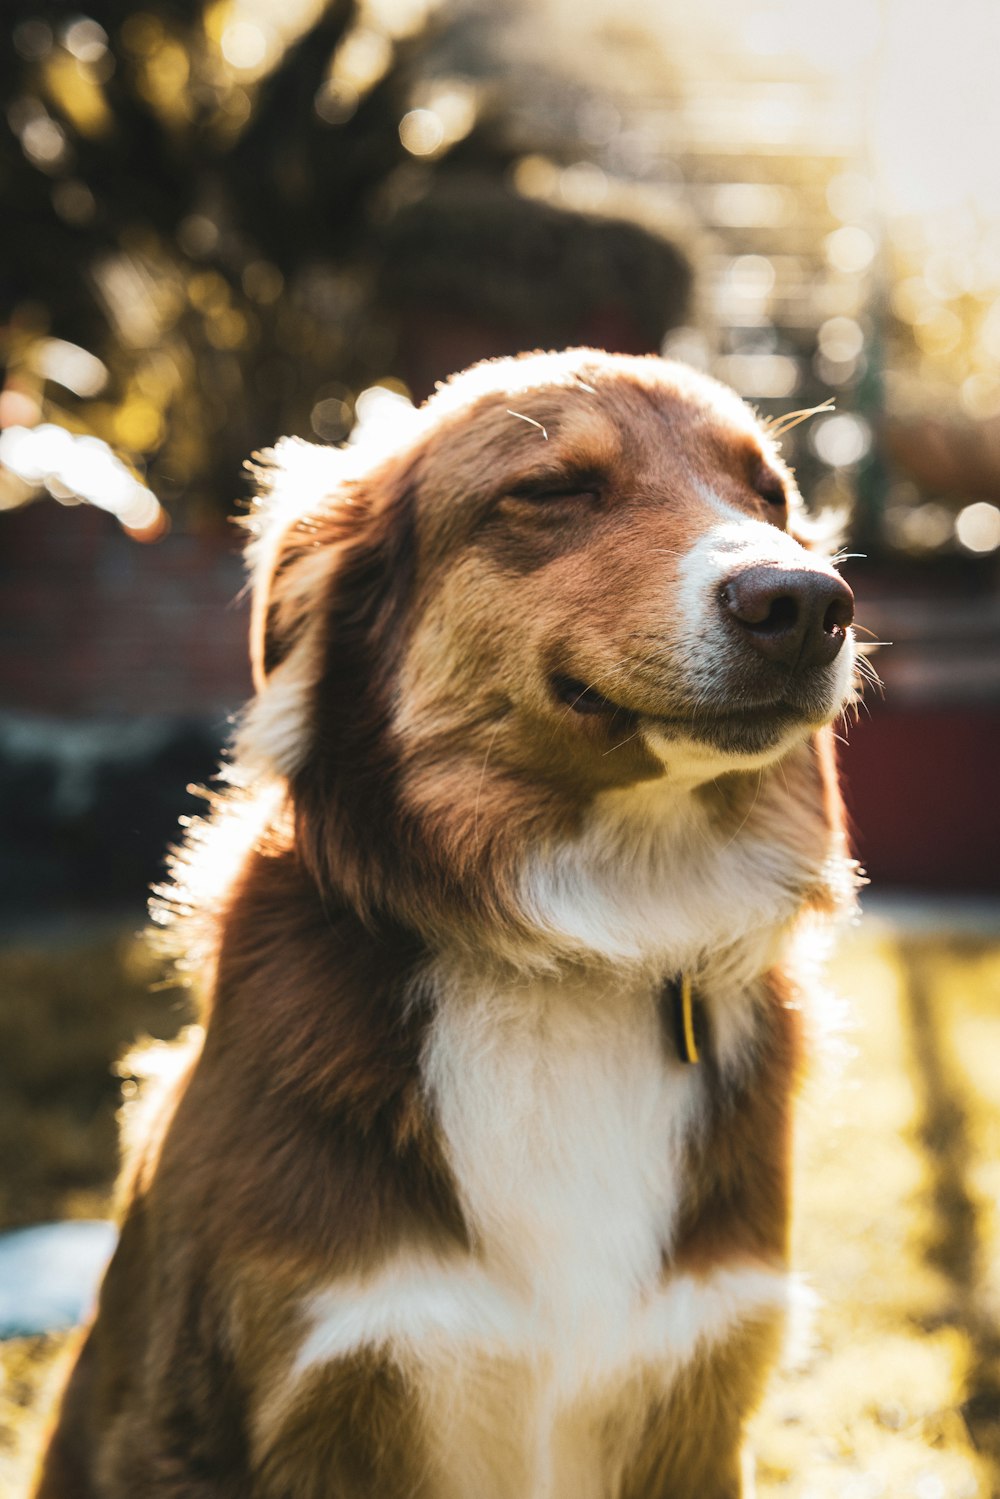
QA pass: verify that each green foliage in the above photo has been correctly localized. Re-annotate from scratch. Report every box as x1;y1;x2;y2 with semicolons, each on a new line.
0;0;456;522
0;1;690;532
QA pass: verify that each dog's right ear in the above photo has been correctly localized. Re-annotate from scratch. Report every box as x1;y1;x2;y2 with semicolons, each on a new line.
245;440;346;686
234;431;421;916
234;424;420;786
235;439;361;779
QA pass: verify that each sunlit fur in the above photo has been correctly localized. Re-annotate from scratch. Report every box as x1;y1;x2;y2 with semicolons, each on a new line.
34;350;860;1499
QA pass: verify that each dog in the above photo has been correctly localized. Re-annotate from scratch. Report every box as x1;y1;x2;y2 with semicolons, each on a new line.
35;350;859;1498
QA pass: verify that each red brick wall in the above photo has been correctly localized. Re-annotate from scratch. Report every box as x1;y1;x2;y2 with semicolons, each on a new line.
1;501;251;719
840;706;1000;894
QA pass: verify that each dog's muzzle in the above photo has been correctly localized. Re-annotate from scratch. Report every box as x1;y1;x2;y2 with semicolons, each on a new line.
720;564;855;671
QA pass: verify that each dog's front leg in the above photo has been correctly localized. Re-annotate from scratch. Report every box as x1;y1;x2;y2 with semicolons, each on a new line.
33;1378;252;1499
609;1316;781;1499
251;1350;437;1499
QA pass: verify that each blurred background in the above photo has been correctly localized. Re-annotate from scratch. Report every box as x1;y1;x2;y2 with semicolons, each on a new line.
1;0;999;1494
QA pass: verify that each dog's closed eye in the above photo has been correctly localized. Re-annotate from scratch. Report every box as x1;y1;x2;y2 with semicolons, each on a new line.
505;472;604;507
752;464;788;510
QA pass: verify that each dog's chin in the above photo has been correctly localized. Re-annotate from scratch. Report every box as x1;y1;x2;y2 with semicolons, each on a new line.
653;703;812;758
551;671;850;765
653;683;849;755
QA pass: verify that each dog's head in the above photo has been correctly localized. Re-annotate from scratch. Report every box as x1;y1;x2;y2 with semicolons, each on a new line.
239;350;857;948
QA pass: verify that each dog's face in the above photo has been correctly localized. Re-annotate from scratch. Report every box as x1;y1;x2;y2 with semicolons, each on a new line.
397;353;855;794
242;350;857;932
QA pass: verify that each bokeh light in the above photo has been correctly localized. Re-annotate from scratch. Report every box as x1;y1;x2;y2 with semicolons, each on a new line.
955;502;1000;555
811;413;873;469
0;425;164;538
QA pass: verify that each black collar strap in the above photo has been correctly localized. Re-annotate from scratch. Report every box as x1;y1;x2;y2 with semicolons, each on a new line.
662;973;704;1065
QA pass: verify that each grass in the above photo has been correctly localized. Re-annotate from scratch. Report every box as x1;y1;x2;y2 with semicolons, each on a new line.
1;915;999;1495
751;919;999;1497
0;924;191;1494
0;924;190;1230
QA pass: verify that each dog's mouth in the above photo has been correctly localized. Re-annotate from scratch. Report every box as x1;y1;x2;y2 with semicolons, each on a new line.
552;675;637;721
551;672;837;749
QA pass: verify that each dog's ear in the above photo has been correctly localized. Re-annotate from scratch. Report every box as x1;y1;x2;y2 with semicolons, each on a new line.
233;440;351;778
245;440;348;687
236;435;419;915
234;437;416;782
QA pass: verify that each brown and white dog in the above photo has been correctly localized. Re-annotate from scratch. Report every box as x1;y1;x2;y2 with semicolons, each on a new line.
35;350;860;1499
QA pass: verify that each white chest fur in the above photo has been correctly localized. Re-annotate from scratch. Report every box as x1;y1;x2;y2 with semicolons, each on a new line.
420;966;705;1385
272;968;793;1493
520;772;829;978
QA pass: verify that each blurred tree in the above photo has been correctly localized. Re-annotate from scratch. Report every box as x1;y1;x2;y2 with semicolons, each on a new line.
0;0;435;530
0;0;691;534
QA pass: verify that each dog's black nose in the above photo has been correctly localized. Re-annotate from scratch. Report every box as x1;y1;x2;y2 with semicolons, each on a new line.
721;565;854;669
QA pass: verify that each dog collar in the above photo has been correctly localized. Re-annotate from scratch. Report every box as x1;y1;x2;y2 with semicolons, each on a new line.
662;973;703;1065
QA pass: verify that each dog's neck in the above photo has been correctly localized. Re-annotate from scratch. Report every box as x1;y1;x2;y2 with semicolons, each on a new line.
189;735;852;1047
476;744;850;982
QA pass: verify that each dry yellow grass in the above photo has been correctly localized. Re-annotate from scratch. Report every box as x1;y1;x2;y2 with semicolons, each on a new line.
0;927;191;1493
2;915;998;1495
752;917;999;1497
0;928;190;1229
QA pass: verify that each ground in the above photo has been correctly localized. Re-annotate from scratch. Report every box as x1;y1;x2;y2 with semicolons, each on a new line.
752;912;1000;1498
1;912;998;1496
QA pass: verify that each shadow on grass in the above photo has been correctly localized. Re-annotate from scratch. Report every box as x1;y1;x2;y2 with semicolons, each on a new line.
0;924;191;1230
902;940;1000;1488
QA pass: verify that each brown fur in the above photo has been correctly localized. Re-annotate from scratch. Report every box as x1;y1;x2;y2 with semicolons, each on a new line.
671;971;803;1275
612;1320;784;1498
34;350;857;1498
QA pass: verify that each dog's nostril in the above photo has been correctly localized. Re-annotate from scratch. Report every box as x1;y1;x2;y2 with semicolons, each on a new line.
823;594;854;635
749;593;798;636
722;578;798;634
